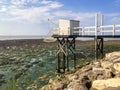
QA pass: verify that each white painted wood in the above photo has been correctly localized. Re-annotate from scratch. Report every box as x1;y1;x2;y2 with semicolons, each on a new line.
50;14;120;36
59;19;79;35
113;24;115;36
115;30;120;32
95;14;98;36
101;15;104;35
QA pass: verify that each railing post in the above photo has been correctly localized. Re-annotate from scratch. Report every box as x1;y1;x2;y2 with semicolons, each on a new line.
101;15;104;35
82;27;84;36
113;24;115;36
95;13;98;36
95;13;98;60
88;28;90;35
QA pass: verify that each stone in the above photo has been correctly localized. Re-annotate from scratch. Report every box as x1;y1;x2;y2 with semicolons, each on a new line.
81;65;92;72
48;78;68;90
27;84;37;90
104;69;113;78
113;63;120;73
105;52;120;61
67;74;79;81
92;67;105;75
41;51;120;90
67;81;88;90
92;61;101;68
91;78;120;90
112;58;120;63
87;72;98;81
49;78;54;84
51;81;64;90
101;61;113;69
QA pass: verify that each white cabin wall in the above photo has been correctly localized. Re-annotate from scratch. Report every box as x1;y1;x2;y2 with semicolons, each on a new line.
59;19;79;35
59;19;70;35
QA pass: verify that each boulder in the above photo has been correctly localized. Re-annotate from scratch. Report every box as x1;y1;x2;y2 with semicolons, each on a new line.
105;51;120;61
92;61;101;68
48;78;68;90
101;61;112;69
113;63;120;73
67;74;79;81
27;84;37;90
92;67;105;74
41;51;120;90
67;80;88;90
91;78;120;90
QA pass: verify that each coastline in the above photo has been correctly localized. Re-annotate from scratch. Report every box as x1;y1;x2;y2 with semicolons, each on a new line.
0;39;120;89
0;39;57;47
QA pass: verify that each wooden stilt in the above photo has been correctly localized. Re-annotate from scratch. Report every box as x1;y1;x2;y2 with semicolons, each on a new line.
95;37;104;59
56;37;76;73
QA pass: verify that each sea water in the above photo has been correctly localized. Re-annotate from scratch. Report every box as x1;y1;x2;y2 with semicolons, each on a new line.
0;35;46;40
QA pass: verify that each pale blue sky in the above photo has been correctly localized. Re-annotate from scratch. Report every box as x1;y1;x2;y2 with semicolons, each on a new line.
0;0;120;35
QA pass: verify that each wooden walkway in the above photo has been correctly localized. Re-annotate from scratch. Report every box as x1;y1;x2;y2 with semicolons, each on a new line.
52;23;120;73
53;34;120;73
52;14;120;73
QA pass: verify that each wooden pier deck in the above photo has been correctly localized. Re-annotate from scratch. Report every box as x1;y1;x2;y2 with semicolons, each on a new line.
51;14;120;73
53;35;120;73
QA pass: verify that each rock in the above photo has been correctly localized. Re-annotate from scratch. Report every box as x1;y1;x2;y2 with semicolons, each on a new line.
101;61;113;69
27;84;37;90
92;67;105;74
105;51;120;61
81;65;92;72
88;71;98;81
113;63;120;73
41;51;120;90
0;72;5;86
52;81;64;90
67;81;88;90
92;61;101;68
41;85;51;90
49;78;54;84
104;69;113;78
91;78;120;90
0;71;4;79
67;74;79;81
112;58;120;63
48;78;68;90
25;63;33;68
15;72;23;79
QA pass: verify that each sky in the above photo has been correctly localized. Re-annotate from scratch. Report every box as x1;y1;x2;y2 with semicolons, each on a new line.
0;0;120;35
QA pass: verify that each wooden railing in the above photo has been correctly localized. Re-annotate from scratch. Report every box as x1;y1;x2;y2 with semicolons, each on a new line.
73;24;120;36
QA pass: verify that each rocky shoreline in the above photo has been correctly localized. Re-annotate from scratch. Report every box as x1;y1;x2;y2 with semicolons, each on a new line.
41;51;120;90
